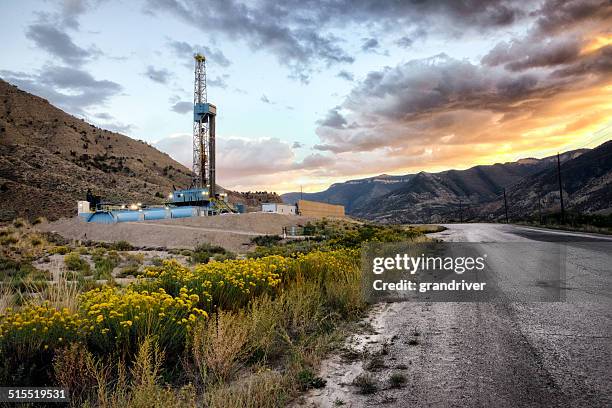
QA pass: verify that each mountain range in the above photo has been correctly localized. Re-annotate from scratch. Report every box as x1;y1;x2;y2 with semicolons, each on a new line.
282;142;611;223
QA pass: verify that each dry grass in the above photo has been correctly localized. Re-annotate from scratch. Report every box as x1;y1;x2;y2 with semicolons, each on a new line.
191;310;252;384
27;274;81;312
0;284;15;313
205;369;288;408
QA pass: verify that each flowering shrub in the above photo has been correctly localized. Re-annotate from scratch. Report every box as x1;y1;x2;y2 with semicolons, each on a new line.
0;248;362;386
79;286;207;354
0;304;82;352
140;257;288;310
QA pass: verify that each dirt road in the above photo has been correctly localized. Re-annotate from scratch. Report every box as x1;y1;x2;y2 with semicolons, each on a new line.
300;224;612;407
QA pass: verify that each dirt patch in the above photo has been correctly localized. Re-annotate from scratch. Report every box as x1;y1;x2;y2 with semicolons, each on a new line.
38;213;316;253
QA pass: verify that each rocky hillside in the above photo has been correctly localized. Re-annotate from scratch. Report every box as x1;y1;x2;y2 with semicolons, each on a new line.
0;79;193;221
481;140;612;221
281;147;605;223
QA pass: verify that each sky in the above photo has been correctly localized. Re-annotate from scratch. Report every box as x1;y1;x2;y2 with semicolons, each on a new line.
0;0;610;193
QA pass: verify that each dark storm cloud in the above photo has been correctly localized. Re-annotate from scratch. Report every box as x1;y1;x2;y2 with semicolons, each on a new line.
533;0;611;35
482;37;582;71
551;45;612;78
26;23;97;65
145;66;172;84
312;0;612;155
170;101;192;114
1;65;122;116
314;53;549;153
167;40;231;67
145;0;533;81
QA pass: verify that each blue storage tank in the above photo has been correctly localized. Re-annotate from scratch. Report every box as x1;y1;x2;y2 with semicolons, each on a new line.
85;211;116;224
171;207;196;218
84;206;208;223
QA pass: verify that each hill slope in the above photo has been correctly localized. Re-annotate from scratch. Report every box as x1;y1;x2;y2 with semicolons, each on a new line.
481;140;612;220
0;79;192;221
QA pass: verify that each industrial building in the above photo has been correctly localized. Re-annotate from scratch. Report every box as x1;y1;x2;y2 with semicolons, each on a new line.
297;200;345;218
262;203;297;215
261;200;345;218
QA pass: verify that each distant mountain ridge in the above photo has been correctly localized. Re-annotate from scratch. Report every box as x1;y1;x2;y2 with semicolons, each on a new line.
281;145;611;223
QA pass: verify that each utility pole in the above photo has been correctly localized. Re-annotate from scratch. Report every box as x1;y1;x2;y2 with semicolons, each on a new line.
459;199;463;223
300;185;303;201
503;188;509;224
557;153;565;224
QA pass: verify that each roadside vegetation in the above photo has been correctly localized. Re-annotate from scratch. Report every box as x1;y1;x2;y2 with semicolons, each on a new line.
0;218;430;407
516;211;612;235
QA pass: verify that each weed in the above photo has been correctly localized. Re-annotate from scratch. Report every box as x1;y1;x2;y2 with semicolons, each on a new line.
117;264;140;278
352;373;378;394
111;240;133;251
251;235;282;247
296;368;327;390
389;372;407;388
64;252;90;274
190;243;228;265
50;246;70;255
365;355;387;371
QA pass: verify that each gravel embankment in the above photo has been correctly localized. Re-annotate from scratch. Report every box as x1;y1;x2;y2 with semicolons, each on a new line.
39;213;316;253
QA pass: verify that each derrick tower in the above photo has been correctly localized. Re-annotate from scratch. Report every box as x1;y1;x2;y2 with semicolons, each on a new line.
192;53;217;197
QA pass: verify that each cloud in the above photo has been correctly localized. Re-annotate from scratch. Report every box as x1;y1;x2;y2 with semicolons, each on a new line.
395;36;414;48
144;0;539;82
144;66;172;84
292;141;304;148
170;101;192;114
208;76;228;89
313;24;611;174
59;0;102;29
260;95;274;104
361;38;380;52
317;106;348;129
147;0;355;81
154;133;192;168
102;121;136;134
482;37;582;71
337;70;354;81
2;65;122;116
26;23;97;65
153;134;337;189
94;112;113;120
534;0;610;36
167;40;231;67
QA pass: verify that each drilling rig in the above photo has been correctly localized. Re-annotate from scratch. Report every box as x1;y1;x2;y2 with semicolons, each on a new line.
192;53;216;196
166;54;234;214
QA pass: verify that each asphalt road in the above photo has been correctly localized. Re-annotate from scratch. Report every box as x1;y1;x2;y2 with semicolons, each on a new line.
302;223;612;408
